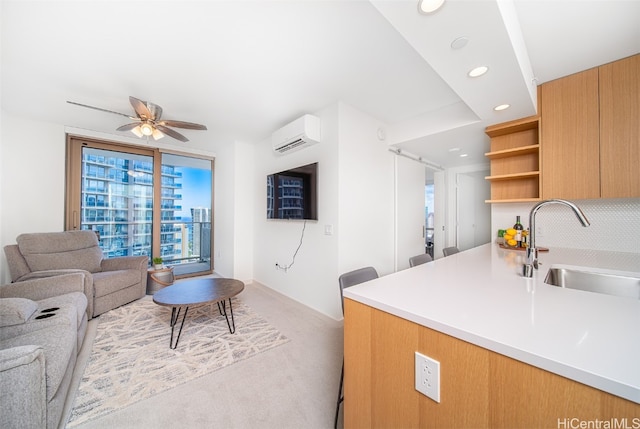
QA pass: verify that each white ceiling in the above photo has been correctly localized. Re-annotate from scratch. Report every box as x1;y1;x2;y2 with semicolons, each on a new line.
2;0;639;169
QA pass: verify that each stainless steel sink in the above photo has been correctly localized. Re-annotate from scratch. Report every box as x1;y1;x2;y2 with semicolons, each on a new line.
544;267;640;300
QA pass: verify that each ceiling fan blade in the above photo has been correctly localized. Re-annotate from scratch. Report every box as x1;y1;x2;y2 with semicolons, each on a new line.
158;120;208;130
155;124;189;142
146;102;163;121
116;122;142;132
129;96;152;120
67;101;134;119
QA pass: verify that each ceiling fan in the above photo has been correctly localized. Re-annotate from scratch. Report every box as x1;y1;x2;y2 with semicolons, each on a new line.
67;96;207;142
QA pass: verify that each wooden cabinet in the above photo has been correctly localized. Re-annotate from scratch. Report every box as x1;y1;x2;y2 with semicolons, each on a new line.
484;116;540;203
540;53;639;199
599;54;640;198
540;68;600;199
485;54;639;201
344;299;640;428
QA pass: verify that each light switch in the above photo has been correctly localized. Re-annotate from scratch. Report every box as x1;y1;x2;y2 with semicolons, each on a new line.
324;224;333;236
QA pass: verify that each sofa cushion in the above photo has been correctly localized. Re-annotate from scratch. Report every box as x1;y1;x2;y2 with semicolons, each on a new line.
17;231;103;274
92;269;142;298
0;298;38;327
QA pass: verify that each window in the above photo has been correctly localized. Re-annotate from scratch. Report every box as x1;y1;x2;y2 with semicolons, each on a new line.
65;136;214;277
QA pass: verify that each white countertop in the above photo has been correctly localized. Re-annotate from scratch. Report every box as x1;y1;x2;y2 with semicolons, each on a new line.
343;243;640;404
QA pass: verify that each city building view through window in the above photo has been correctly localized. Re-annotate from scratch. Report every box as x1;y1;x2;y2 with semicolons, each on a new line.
78;146;212;276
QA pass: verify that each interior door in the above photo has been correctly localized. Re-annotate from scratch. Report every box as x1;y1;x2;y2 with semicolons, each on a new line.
395;155;426;271
433;171;445;259
457;173;476;252
456;172;491;251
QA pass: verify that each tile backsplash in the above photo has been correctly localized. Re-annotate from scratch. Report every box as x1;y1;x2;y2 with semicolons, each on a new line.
491;198;640;254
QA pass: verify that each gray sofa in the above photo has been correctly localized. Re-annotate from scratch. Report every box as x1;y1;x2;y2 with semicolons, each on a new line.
0;273;88;429
4;230;148;318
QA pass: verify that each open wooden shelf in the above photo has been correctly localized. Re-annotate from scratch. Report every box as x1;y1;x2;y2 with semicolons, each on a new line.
485;171;540;182
485;114;541;203
485;144;540;160
485;115;539;138
485;198;542;204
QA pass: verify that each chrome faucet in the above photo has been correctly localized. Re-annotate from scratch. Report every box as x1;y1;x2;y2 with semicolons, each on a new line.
522;199;590;277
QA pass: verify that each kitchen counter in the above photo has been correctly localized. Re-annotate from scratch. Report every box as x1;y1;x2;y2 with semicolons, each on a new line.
343;243;640;404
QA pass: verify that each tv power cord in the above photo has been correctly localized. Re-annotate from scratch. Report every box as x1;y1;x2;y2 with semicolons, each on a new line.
275;220;307;273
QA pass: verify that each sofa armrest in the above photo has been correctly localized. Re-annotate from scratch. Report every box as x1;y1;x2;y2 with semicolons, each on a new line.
0;272;94;319
101;255;148;272
0;345;47;429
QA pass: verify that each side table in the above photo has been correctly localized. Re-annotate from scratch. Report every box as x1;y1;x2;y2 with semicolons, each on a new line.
146;267;174;295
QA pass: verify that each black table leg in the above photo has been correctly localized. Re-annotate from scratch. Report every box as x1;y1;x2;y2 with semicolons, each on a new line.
169;306;189;349
218;299;236;334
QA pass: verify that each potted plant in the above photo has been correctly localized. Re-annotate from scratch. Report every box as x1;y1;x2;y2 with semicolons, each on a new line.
152;257;163;270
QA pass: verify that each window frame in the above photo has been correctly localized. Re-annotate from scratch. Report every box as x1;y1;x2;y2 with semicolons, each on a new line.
65;135;215;277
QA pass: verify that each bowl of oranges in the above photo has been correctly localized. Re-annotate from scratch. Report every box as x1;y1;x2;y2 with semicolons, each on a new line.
502;228;518;247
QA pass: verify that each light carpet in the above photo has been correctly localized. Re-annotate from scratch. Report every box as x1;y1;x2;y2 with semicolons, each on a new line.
67;296;289;427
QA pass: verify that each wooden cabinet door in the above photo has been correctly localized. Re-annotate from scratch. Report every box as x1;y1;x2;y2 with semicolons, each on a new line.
599;54;640;198
541;68;600;199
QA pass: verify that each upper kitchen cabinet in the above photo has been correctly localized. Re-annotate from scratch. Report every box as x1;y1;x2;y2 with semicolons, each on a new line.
540;54;639;200
599;54;640;198
540;68;600;200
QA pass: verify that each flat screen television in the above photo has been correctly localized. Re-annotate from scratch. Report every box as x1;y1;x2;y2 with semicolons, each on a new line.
267;162;318;220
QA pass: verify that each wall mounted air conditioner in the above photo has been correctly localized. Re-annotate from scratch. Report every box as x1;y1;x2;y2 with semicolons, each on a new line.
272;114;321;155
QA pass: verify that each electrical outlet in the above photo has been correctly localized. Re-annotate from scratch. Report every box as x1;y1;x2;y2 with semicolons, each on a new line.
415;351;440;403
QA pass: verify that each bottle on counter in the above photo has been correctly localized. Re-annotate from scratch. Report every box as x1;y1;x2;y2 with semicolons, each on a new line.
514;216;524;247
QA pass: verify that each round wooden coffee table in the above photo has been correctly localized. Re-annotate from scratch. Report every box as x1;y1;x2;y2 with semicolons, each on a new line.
153;277;244;349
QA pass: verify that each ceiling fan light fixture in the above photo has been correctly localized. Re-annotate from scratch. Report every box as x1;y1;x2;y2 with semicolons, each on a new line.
140;123;154;136
152;129;164;140
131;126;143;138
68;96;206;143
418;0;445;14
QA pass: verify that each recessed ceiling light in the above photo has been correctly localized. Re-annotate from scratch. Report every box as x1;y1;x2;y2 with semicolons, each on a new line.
494;104;510;111
468;66;488;78
460;153;468;158
451;36;468;50
418;0;445;14
448;147;460;152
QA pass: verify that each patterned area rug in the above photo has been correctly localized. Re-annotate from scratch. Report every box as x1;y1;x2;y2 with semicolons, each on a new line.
67;296;289;427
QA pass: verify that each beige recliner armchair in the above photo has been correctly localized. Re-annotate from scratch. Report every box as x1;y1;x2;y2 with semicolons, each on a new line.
4;230;148;318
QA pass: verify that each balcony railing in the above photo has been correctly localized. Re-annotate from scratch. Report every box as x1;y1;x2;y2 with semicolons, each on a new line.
83;221;212;275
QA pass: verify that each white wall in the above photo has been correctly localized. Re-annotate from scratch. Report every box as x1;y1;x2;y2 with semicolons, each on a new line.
252;103;341;319
251;102;398;321
232;141;255;281
211;140;235;278
337;103;395;278
1;112;67;282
